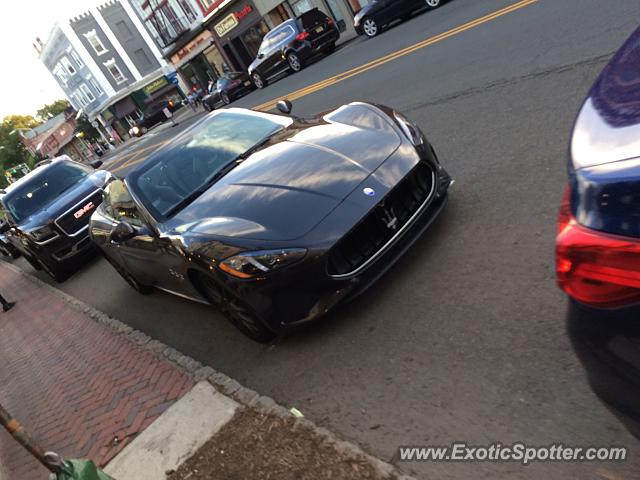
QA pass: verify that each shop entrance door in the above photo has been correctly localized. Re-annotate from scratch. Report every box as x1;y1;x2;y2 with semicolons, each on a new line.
231;37;255;70
223;45;242;71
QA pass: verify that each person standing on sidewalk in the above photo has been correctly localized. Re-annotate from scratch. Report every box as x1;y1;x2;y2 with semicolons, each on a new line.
0;292;15;312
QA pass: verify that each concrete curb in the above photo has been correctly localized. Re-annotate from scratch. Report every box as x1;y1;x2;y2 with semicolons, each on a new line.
1;261;415;480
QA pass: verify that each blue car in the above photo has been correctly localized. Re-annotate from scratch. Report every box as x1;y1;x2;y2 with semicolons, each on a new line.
557;26;640;438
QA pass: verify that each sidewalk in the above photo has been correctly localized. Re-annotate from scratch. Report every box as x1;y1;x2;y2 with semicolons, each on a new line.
0;262;413;479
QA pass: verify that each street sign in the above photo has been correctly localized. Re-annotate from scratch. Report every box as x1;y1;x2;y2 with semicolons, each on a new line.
166;72;179;85
91;120;99;128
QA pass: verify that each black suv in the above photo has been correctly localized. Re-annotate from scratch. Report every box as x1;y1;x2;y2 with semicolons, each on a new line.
248;9;339;88
0;156;111;281
129;99;178;137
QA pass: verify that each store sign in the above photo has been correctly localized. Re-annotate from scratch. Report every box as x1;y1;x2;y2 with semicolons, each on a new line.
214;13;239;37
171;30;214;63
214;5;253;37
143;76;169;95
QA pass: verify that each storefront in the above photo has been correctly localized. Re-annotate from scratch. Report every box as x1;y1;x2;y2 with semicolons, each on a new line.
169;29;229;94
206;0;270;72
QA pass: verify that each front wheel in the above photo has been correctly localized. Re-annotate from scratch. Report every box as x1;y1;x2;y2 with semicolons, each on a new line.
287;52;303;72
103;254;153;294
197;274;277;343
252;72;266;89
425;0;441;9
39;259;67;283
362;17;379;38
221;91;231;105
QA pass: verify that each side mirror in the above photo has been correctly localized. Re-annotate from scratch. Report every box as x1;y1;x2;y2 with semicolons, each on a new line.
276;99;292;114
90;160;103;169
0;222;10;234
110;221;137;243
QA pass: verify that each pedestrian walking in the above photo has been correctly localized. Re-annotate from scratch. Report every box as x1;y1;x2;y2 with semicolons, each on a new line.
0;292;15;312
187;92;197;111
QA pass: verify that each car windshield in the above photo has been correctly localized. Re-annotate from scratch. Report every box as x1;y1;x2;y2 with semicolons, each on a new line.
2;161;89;223
131;112;289;219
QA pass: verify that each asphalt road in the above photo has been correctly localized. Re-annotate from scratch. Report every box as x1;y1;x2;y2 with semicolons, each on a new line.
11;0;640;478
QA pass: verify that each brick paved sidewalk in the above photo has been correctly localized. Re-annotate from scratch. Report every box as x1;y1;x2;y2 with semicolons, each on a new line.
0;263;193;478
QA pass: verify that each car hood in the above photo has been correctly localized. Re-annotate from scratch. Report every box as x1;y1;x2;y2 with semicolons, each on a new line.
571;26;640;170
17;170;110;231
165;115;401;241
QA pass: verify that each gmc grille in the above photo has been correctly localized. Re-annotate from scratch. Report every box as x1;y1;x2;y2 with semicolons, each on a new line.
55;190;103;237
328;162;435;277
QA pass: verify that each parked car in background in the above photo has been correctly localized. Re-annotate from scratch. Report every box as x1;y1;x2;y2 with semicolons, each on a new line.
0;221;20;259
354;0;442;38
203;72;255;111
248;8;339;89
129;99;178;137
0;156;110;281
556;25;640;440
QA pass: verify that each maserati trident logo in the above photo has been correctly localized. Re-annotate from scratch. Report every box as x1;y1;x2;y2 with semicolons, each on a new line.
381;206;399;231
73;201;95;219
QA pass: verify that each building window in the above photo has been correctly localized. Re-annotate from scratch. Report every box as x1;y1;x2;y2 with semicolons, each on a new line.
88;77;103;95
115;20;133;39
104;58;126;84
80;84;96;103
84;30;108;56
53;63;69;84
60;57;76;75
75;89;89;107
69;50;84;68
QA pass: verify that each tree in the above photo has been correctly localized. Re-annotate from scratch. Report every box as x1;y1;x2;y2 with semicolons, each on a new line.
76;115;101;142
0;115;40;188
36;99;71;122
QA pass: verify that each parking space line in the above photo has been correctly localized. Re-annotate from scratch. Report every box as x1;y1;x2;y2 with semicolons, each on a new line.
252;0;538;111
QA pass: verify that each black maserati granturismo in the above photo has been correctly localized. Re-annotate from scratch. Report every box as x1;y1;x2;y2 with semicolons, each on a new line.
90;102;452;341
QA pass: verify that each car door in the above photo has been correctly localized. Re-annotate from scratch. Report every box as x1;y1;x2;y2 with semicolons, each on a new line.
101;179;186;292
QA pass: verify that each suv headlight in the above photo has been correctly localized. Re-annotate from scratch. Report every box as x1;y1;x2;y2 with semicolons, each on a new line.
30;225;58;243
219;248;307;279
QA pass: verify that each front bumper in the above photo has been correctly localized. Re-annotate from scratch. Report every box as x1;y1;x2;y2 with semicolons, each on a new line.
29;228;96;269
220;160;451;332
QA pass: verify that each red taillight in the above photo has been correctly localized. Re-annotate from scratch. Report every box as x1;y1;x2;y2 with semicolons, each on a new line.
295;31;310;41
327;18;334;25
556;185;640;307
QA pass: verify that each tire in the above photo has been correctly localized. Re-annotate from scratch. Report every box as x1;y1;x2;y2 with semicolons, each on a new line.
39;259;67;283
103;254;153;295
23;253;42;271
287;52;303;72
203;102;212;112
425;0;441;9
252;72;266;89
141;127;148;134
221;91;231;105
196;273;277;343
362;17;379;38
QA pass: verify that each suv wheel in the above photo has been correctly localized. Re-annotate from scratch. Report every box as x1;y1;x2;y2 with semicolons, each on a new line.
197;273;277;343
252;72;266;89
221;91;231;105
287;52;303;72
362;17;379;38
39;259;67;283
425;0;441;8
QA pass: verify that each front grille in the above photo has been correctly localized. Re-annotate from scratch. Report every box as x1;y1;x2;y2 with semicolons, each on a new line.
55;190;103;236
328;162;435;277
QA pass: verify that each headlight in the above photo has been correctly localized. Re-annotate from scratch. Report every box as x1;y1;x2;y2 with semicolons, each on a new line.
131;126;140;135
394;112;424;146
30;225;58;243
219;248;307;279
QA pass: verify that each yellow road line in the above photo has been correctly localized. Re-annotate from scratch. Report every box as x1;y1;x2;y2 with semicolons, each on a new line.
112;140;170;173
252;0;538;111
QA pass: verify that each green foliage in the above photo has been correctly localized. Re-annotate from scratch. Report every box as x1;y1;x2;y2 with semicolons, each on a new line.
36;99;71;122
76;115;101;142
0;115;40;188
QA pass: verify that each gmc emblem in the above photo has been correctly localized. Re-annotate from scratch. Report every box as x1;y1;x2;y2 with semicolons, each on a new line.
73;202;95;219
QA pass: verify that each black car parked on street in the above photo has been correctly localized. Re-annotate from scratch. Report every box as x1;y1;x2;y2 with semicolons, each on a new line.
89;102;451;342
202;72;255;111
354;0;442;38
129;99;178;137
0;156;110;281
248;9;339;89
